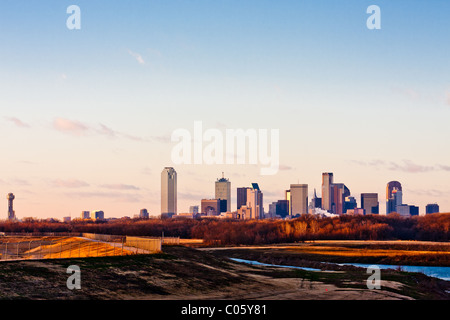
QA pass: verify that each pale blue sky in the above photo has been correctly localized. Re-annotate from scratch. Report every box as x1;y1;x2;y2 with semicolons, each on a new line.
1;1;449;218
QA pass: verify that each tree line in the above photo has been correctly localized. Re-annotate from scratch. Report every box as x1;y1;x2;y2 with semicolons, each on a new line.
0;213;448;245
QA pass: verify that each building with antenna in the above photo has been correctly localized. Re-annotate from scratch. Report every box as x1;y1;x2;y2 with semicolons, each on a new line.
215;172;231;212
7;193;15;220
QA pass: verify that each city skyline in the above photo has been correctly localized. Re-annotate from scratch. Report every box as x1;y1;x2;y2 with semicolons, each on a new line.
3;167;446;220
1;1;450;218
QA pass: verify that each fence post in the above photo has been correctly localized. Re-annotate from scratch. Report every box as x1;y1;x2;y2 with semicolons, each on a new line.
121;238;124;256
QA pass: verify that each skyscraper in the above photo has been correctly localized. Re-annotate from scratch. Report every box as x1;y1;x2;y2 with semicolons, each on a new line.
330;183;350;215
361;193;379;214
237;184;263;219
201;199;220;216
139;209;149;219
322;173;333;212
161;167;177;216
237;187;249;210
290;184;308;216
426;203;439;214
386;181;402;214
285;189;291;216
276;200;289;218
215;173;231;212
246;186;263;219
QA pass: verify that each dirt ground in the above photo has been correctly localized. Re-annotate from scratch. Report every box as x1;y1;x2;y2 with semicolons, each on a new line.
0;245;446;300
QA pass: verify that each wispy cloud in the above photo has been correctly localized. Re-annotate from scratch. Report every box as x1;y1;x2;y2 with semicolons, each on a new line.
5;117;30;128
279;164;294;171
409;189;449;197
100;184;140;191
387;160;434;173
53;118;89;136
96;123;118;138
352;159;450;173
66;191;142;203
51;179;90;188
128;49;145;65
10;178;30;186
179;191;208;201
438;165;450;171
52;117;156;142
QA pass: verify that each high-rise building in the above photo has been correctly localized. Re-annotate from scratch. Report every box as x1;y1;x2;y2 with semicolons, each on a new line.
91;210;104;220
246;185;264;219
218;199;228;213
344;196;357;213
140;208;149;219
386;181;402;214
201;199;220;216
290;184;308;216
7;193;15;220
237;184;263;219
285;189;291;216
237;187;250;210
397;204;419;217
161;167;177;216
361;193;379;214
426;203;439;214
189;206;199;214
215;173;231;212
275;200;289;218
322;173;333;212
268;202;277;217
311;189;322;209
330;183;350;215
81;211;90;219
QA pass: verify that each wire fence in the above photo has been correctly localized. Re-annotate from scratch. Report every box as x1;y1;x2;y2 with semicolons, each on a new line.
0;237;162;261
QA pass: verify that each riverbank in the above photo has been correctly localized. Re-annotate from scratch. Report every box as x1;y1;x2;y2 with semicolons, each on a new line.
201;240;450;267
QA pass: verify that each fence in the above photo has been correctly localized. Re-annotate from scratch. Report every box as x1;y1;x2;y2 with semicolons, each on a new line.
2;232;81;237
0;236;162;261
125;236;162;253
81;233;125;242
162;237;180;245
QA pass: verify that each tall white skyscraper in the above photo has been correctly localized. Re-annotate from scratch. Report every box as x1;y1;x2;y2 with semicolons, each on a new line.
161;167;177;216
322;173;333;211
290;184;308;215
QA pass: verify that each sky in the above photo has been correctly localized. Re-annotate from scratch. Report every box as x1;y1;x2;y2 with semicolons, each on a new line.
0;0;449;219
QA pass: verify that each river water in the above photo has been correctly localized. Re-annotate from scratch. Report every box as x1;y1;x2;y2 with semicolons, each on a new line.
229;258;450;281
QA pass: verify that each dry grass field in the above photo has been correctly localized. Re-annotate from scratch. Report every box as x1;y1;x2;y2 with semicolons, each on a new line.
0;237;143;260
